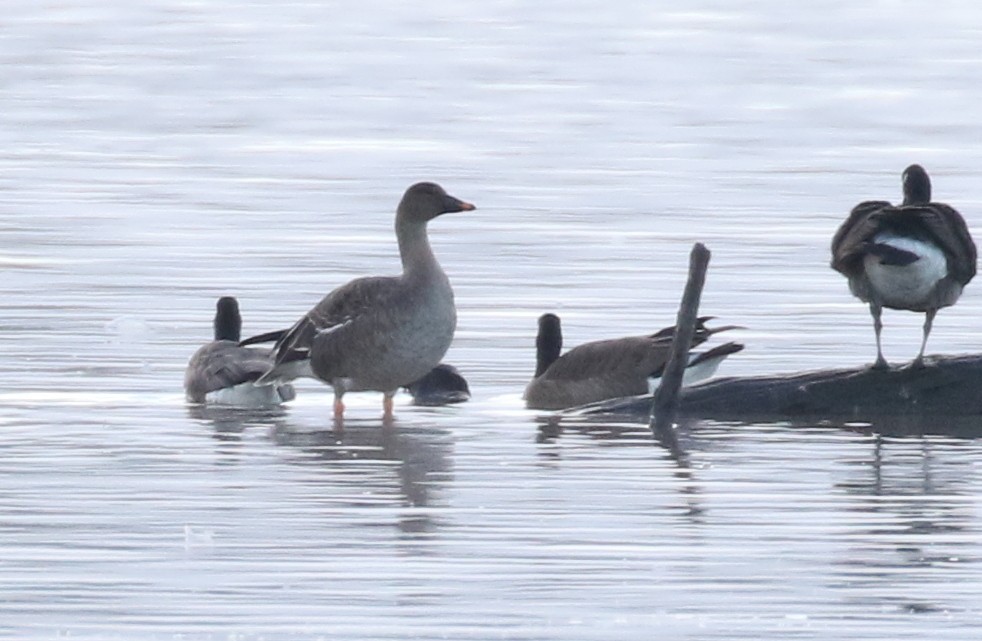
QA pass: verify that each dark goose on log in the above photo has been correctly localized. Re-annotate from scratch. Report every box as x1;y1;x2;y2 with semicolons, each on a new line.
831;164;976;368
254;182;474;420
184;297;295;407
523;313;743;411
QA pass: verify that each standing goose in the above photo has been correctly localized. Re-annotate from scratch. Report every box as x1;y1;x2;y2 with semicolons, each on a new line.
184;296;295;406
256;182;474;419
241;329;470;405
241;334;470;406
524;313;743;411
831;164;976;369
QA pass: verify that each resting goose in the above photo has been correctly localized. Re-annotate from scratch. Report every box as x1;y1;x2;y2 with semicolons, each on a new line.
184;297;295;407
831;164;977;368
256;182;474;419
524;313;743;411
404;363;471;406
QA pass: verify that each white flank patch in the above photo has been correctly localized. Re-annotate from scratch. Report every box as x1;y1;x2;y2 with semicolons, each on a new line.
864;233;947;308
206;382;288;408
647;352;730;395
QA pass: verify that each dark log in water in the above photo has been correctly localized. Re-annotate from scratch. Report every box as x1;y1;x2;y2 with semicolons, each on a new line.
583;354;982;436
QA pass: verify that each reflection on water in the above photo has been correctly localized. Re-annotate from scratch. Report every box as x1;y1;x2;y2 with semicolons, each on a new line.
189;403;292;439
189;404;455;537
4;0;982;638
833;436;980;616
268;422;454;537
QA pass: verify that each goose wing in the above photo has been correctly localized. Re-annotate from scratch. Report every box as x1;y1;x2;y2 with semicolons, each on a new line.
542;336;668;383
900;204;977;284
263;276;403;376
831;200;892;274
185;342;275;400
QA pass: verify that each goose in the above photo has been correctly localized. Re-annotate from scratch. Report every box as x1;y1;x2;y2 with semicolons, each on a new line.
524;313;743;411
184;297;295;407
404;363;471;406
255;182;474;419
831;164;976;369
240;335;470;406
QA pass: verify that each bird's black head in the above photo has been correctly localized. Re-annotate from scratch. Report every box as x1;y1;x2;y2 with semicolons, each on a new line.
214;296;242;342
398;182;475;223
535;313;563;377
902;164;931;205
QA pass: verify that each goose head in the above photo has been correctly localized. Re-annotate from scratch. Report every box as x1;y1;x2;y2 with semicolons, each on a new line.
398;182;475;223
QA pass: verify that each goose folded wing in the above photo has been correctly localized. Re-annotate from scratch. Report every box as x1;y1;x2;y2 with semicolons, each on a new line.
831;200;893;274
649;316;712;341
908;204;977;284
648;316;738;347
543;336;667;382
270;276;403;368
238;328;288;347
195;345;274;393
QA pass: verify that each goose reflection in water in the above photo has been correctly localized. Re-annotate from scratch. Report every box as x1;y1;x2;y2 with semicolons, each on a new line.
187;406;453;538
268;421;453;537
834;431;978;615
534;414;708;522
187;404;293;467
188;404;291;439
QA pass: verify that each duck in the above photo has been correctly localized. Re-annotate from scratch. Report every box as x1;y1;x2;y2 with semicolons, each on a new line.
831;164;976;369
524;313;743;411
184;296;295;407
255;182;474;420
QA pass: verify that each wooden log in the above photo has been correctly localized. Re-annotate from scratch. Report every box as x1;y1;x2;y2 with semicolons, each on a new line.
582;354;982;436
651;243;711;434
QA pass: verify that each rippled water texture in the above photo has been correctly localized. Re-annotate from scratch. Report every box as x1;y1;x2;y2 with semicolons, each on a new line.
3;2;982;639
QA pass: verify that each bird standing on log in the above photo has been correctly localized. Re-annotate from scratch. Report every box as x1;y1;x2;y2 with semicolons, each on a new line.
831;164;976;369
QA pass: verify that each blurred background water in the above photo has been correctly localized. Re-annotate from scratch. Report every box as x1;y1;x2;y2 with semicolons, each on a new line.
2;1;982;639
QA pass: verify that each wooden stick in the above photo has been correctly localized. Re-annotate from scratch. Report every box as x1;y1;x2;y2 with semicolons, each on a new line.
651;243;711;433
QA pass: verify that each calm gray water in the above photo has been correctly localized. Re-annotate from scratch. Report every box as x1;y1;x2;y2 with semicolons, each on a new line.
3;2;982;639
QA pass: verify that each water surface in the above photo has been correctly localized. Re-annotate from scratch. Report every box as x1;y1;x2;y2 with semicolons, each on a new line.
3;2;982;639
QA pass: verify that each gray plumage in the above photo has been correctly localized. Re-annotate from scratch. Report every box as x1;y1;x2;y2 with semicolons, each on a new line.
257;182;474;418
185;297;295;406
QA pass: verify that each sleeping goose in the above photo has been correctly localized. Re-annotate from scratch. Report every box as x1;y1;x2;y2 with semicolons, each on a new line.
524;313;743;411
404;363;471;406
184;297;295;407
831;164;976;369
256;182;474;419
